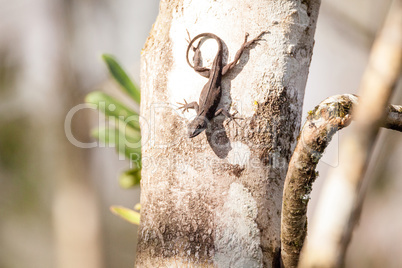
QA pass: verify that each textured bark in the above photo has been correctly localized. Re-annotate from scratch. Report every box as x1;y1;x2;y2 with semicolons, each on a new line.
281;94;402;268
136;0;320;267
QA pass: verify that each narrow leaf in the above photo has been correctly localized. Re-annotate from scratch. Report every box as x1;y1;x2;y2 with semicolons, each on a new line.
134;203;141;211
91;126;141;160
102;54;141;104
91;127;117;146
85;91;140;130
92;126;141;145
119;168;141;188
110;206;140;225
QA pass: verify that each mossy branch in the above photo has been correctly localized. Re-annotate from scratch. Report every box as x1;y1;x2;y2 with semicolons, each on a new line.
280;94;402;268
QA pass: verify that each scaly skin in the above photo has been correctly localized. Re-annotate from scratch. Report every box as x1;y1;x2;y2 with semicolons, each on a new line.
178;32;267;138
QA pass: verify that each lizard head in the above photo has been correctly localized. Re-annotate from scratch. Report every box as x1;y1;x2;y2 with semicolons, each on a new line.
188;116;207;138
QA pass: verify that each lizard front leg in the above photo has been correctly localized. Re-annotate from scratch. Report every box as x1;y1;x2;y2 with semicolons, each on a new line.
222;31;267;76
177;99;199;114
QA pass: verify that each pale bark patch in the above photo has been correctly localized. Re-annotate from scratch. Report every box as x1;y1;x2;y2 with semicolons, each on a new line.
214;182;263;267
227;142;251;167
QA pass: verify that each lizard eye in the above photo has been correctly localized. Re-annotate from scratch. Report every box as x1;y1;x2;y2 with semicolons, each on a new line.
188;120;207;138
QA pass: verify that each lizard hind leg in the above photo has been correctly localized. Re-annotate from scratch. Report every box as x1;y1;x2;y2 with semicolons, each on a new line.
186;31;211;78
243;31;267;48
191;41;210;77
214;108;243;126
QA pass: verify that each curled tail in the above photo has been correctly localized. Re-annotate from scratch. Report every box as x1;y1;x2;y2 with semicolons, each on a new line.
186;33;222;69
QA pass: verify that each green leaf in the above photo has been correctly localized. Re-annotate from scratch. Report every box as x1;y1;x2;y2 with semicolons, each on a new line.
102;54;141;104
86;91;140;131
91;126;141;145
91;126;117;146
119;168;141;188
134;203;141;210
110;206;140;225
91;126;141;160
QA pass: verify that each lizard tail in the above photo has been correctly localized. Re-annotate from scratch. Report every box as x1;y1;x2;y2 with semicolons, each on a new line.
186;33;222;69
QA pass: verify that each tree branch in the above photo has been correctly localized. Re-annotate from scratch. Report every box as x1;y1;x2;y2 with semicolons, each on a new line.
280;94;402;268
384;104;402;131
297;1;402;267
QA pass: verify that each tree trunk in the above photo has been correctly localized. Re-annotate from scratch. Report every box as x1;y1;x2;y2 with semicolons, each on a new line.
136;0;320;267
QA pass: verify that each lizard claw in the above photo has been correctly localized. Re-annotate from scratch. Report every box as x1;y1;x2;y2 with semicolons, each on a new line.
255;31;269;43
186;30;198;53
244;32;250;42
224;110;244;127
186;29;192;44
177;99;189;113
227;118;242;127
244;31;268;48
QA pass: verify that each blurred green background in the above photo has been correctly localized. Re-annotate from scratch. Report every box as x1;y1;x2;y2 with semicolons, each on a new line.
0;0;401;267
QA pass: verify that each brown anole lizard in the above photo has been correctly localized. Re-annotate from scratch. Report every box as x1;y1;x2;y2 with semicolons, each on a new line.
178;32;266;138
